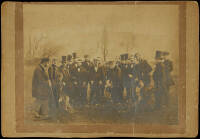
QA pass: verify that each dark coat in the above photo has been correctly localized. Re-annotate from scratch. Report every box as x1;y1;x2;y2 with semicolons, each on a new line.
121;64;132;87
59;64;72;87
163;59;174;87
71;65;87;86
107;66;122;87
153;60;174;89
81;61;92;82
32;64;51;100
134;60;152;86
48;64;59;85
153;62;165;88
90;66;105;85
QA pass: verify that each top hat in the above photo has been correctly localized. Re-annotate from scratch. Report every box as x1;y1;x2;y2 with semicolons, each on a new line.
67;55;72;61
120;53;128;61
62;56;67;62
120;55;124;61
155;51;163;60
72;52;77;59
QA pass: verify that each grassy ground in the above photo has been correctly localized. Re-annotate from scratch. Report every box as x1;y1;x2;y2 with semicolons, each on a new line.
24;65;178;125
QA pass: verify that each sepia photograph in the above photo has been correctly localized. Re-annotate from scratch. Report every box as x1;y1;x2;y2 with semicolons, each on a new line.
1;1;199;137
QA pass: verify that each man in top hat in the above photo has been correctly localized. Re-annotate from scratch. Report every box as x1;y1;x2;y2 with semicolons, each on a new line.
120;53;133;102
153;50;173;110
72;52;77;62
153;51;165;110
67;54;73;64
162;51;174;107
127;55;138;103
32;57;52;119
154;51;174;108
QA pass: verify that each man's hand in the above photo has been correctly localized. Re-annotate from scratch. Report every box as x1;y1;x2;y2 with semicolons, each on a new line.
74;81;78;85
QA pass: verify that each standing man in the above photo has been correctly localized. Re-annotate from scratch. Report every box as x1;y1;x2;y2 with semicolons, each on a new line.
70;57;85;108
70;57;79;107
59;56;72;110
89;58;105;105
48;58;60;117
82;55;92;105
120;53;132;102
128;56;138;102
32;57;52;119
153;51;165;110
73;58;87;107
163;52;174;106
154;51;174;108
134;53;152;111
107;61;123;104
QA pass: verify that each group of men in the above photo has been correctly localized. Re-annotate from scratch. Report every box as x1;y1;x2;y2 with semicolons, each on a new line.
32;51;174;119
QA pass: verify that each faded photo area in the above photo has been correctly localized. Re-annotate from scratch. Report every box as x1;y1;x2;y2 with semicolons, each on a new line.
23;4;179;125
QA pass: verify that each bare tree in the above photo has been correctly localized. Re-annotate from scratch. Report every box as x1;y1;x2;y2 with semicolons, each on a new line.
100;26;108;62
26;33;47;58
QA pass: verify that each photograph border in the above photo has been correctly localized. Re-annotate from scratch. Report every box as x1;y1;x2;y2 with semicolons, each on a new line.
14;1;186;135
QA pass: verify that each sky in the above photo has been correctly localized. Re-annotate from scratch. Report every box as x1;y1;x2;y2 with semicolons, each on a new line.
23;3;180;72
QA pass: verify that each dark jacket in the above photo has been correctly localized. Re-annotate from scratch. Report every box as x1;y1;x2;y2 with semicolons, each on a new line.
107;66;122;87
134;60;152;86
163;59;174;87
90;66;105;85
59;64;72;87
121;64;132;87
71;65;87;86
32;64;51;100
82;61;92;82
153;62;165;88
48;64;58;85
153;60;174;89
